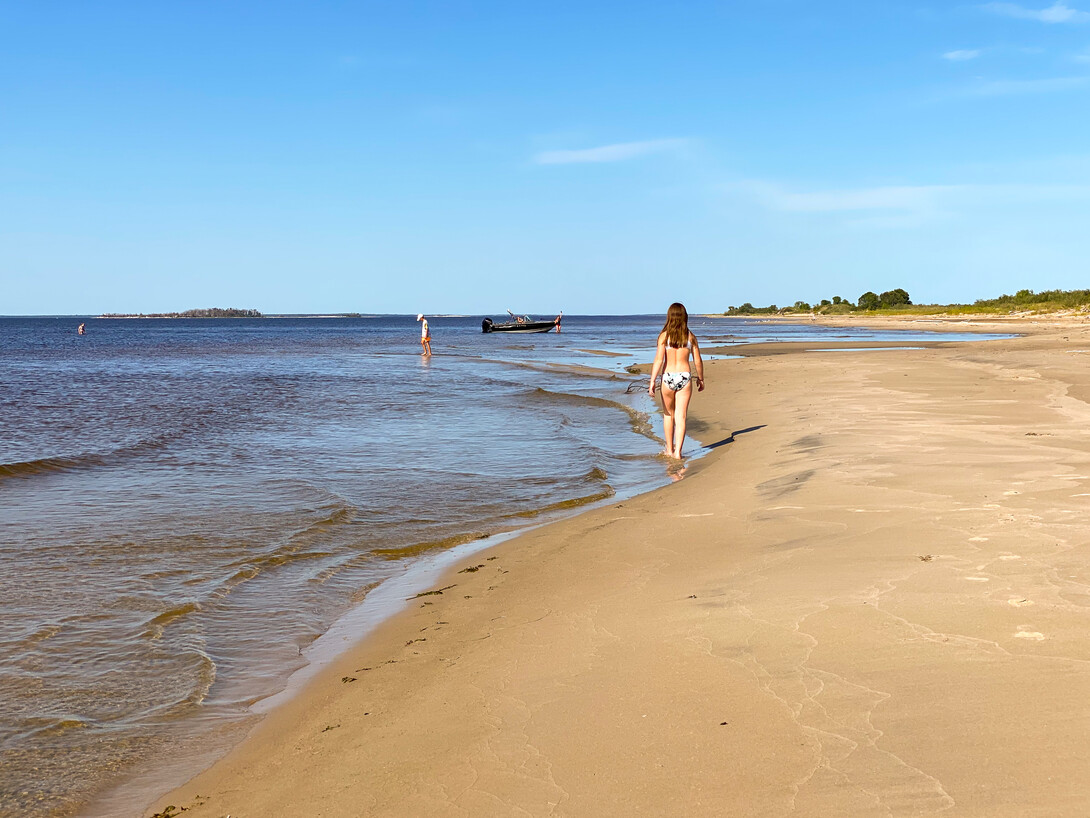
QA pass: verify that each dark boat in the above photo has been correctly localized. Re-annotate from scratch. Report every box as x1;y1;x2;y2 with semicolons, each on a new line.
482;311;562;334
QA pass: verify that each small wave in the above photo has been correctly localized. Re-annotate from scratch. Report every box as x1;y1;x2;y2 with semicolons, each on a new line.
372;531;492;561
248;550;336;570
349;580;383;603
523;386;619;410
0;453;107;481
205;499;358;599
479;356;619;380
211;551;336;599
142;649;218;717
521;387;658;442
22;622;63;646
305;503;356;528
18;716;93;740
510;486;616;518
0;434;177;483
286;502;358;545
309;552;377;586
185;649;217;707
143;601;201;640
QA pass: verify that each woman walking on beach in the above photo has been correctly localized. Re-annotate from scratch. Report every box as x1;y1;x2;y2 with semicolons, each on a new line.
649;302;704;459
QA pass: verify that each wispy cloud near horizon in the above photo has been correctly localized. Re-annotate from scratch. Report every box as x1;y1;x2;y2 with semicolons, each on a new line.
943;49;983;60
731;180;1090;227
981;1;1090;23
737;182;957;214
962;75;1090;95
533;138;688;165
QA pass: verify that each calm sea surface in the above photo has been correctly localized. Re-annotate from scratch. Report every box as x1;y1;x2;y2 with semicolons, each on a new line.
0;314;1009;816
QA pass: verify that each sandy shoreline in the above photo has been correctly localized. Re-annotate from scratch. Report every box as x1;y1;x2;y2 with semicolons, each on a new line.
144;317;1090;817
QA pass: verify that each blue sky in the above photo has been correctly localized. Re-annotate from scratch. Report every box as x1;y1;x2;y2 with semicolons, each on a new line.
2;1;1089;314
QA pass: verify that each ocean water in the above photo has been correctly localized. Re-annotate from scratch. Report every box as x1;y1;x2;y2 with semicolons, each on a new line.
0;314;1010;817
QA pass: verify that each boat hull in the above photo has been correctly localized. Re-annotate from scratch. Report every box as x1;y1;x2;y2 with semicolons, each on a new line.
482;318;560;333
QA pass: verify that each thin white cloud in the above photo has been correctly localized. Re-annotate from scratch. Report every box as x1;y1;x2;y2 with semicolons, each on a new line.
734;181;1090;224
740;182;958;213
944;49;983;60
964;75;1090;95
534;139;687;165
981;2;1090;23
1074;47;1090;61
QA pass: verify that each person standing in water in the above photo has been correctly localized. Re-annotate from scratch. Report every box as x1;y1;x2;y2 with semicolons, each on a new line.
417;314;432;356
77;323;86;335
648;302;704;458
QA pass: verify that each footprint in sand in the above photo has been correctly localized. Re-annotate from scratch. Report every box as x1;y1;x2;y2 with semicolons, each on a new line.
1008;598;1034;607
1015;630;1045;641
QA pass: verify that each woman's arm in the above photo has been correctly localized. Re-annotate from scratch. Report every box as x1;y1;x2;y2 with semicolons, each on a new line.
691;333;705;392
648;332;666;396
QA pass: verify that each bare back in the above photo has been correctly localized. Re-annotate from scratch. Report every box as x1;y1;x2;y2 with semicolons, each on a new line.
659;330;694;373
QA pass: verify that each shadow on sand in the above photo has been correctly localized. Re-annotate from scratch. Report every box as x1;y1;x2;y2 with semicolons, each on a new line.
704;424;766;450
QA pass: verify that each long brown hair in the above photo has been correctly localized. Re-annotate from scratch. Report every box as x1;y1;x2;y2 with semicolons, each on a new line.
662;302;689;348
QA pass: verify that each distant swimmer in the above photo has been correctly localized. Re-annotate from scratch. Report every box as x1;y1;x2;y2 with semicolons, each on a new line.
77;323;86;335
648;302;705;459
417;314;432;356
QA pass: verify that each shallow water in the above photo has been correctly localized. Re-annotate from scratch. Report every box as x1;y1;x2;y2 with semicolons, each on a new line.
0;314;1010;816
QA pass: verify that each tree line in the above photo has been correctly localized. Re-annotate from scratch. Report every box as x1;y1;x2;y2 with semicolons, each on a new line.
726;289;911;315
101;307;263;318
726;287;1090;316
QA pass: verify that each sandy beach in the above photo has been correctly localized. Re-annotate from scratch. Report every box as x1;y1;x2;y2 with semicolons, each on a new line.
145;317;1090;817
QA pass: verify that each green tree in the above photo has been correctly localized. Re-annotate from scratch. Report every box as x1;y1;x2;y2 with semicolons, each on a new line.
793;300;812;311
879;288;911;308
858;291;880;310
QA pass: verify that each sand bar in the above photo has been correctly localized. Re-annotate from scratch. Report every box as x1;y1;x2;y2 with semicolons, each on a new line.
145;317;1090;817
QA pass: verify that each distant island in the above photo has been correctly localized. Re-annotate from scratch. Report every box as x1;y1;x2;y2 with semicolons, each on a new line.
726;288;1090;317
98;308;369;319
100;307;263;319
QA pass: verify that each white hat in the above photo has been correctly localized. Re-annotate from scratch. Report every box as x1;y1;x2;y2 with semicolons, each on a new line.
417;313;424;320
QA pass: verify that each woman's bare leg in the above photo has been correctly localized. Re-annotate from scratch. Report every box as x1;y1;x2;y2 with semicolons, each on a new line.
673;383;693;457
661;387;677;457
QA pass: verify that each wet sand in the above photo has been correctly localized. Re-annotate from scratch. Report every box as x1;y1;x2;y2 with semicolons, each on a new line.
146;317;1090;817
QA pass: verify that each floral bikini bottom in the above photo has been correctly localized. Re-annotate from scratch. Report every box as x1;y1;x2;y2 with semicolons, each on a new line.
661;371;691;391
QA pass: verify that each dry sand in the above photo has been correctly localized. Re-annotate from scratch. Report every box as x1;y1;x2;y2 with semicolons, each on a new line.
146;318;1090;817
